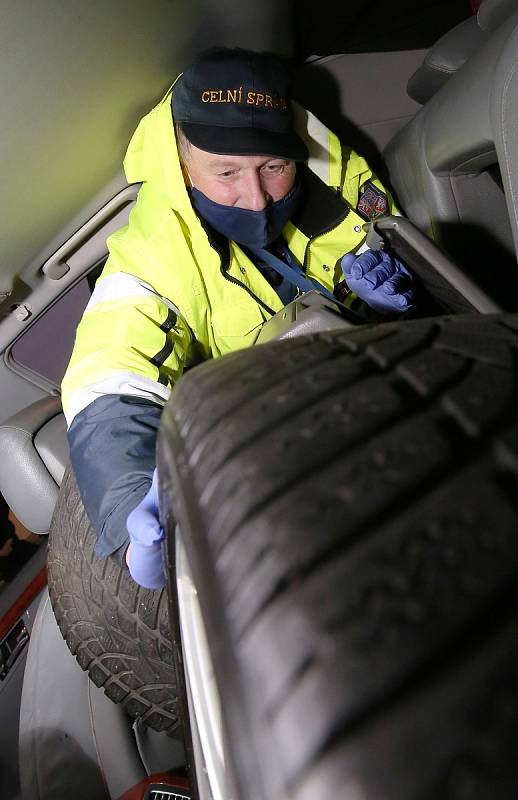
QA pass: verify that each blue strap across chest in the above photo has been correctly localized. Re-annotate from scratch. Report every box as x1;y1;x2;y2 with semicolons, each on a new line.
247;243;336;302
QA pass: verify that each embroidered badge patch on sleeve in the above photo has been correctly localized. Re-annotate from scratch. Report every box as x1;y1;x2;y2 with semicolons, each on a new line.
356;180;389;221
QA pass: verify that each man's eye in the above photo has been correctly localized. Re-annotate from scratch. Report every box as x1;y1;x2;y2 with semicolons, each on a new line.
219;170;237;178
263;163;284;174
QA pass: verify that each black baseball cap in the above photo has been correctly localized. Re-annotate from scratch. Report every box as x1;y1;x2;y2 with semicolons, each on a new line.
172;48;308;161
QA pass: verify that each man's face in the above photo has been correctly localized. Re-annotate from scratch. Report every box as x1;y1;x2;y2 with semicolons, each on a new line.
186;142;296;210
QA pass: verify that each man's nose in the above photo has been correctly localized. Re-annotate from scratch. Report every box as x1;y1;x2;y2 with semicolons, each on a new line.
241;171;269;211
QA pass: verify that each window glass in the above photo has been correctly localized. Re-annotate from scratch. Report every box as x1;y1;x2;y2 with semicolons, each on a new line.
10;263;104;386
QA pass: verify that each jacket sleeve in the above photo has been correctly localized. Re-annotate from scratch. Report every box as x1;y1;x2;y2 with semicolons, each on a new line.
61;269;193;559
67;395;161;560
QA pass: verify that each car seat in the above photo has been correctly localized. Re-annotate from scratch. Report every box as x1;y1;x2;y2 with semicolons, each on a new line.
0;397;67;535
407;0;517;103
383;0;518;310
18;590;151;800
0;398;183;799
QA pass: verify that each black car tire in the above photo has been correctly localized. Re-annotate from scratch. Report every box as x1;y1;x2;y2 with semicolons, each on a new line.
47;466;182;736
158;313;518;800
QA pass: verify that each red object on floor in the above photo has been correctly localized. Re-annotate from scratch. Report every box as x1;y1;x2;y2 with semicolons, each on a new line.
116;772;191;800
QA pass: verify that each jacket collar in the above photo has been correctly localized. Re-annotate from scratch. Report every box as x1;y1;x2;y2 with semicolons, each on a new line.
291;164;349;240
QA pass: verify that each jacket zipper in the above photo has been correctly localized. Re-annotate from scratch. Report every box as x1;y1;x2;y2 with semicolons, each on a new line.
212;200;352;313
220;207;351;311
219;264;276;317
201;216;277;317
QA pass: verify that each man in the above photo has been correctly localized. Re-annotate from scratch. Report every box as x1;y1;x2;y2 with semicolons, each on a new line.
61;48;414;589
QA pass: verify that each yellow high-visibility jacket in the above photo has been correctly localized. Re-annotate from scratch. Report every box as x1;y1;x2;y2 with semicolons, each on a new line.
62;88;396;558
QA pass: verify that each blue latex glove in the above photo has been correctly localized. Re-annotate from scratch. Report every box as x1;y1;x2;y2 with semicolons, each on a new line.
126;468;166;589
341;249;415;314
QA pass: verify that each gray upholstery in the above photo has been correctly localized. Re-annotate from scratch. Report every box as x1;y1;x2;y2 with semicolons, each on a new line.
407;17;487;104
19;591;146;800
478;0;518;31
384;8;518;305
33;413;68;485
407;0;518;105
0;396;68;533
294;49;424;170
19;591;110;800
492;20;518;259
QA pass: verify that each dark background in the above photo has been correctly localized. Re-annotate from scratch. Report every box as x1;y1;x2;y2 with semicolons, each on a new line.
295;0;473;61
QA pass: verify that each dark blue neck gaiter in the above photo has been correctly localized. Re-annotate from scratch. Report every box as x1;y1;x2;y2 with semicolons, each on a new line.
190;179;302;249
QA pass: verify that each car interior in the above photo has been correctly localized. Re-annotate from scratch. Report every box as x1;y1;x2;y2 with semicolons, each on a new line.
1;0;517;797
